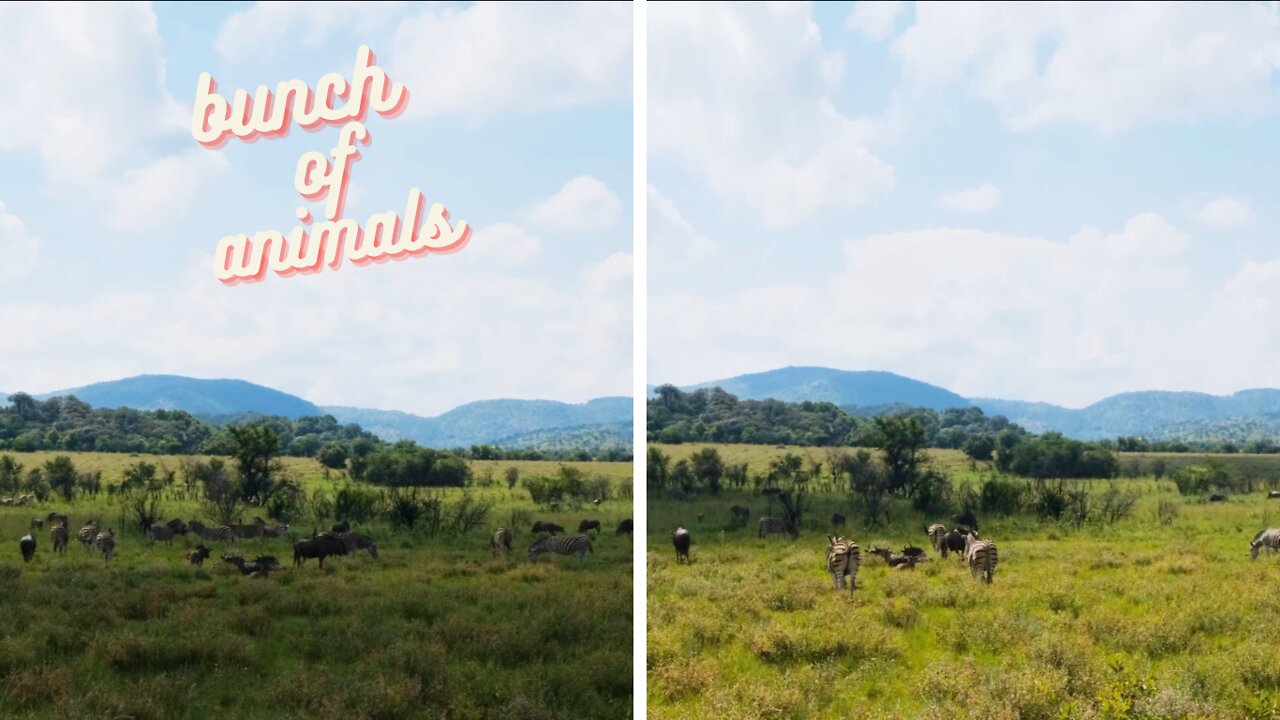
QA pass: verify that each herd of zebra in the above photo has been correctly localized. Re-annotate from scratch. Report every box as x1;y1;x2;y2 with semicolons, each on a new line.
488;516;634;564
15;511;378;573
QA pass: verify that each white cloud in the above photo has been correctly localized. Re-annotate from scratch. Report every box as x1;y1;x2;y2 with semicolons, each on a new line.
0;202;41;279
894;2;1280;131
937;182;1002;212
648;186;717;263
389;2;630;119
650;2;894;226
528;176;622;233
847;1;905;40
1193;196;1255;231
214;2;407;59
464;223;542;266
103;150;230;233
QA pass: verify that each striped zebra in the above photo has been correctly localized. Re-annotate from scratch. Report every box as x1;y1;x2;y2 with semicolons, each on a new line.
758;516;797;540
335;531;378;559
147;523;177;547
528;533;592;564
927;524;946;551
1250;528;1280;559
49;523;68;555
964;532;997;584
826;535;860;591
78;522;99;551
95;529;116;566
254;519;289;538
491;527;514;559
188;520;235;543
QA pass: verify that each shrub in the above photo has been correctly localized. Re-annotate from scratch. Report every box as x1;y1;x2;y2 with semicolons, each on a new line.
980;476;1026;516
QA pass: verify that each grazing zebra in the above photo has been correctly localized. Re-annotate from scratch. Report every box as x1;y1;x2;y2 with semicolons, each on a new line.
335;531;378;559
188;520;235;543
29;517;43;531
831;513;846;530
672;527;691;564
293;533;347;568
758;516;797;540
229;523;264;540
95;529;116;566
578;519;602;535
254;520;289;538
78;522;99;551
615;518;633;536
187;545;211;566
528;533;592;564
49;523;68;555
826;535;860;591
964;532;997;584
491;527;514;559
19;533;36;563
1250;528;1280;559
928;524;946;551
147;523;177;547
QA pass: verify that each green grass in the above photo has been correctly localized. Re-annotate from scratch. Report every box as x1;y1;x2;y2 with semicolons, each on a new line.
0;451;633;719
648;444;1280;719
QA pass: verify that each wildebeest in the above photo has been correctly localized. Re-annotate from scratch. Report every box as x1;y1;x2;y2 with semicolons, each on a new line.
331;520;351;533
615;519;634;536
49;523;68;555
186;545;212;566
19;533;35;563
901;546;927;560
952;511;979;532
293;533;347;568
46;512;68;527
730;505;751;523
491;527;514;558
672;527;691;564
868;546;912;567
578;519;602;536
758;516;797;540
223;554;273;577
532;521;564;535
939;528;969;559
1210;494;1228;503
831;513;847;529
1269;491;1280;499
1251;528;1280;559
166;518;189;535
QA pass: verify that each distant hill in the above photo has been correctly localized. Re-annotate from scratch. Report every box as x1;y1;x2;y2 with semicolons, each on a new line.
678;366;972;411
323;397;632;449
972;390;1280;440
492;421;632;455
36;375;322;419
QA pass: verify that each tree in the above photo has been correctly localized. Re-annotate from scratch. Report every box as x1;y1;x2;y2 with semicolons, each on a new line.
647;446;670;491
316;442;348;471
691;447;725;493
874;416;928;497
44;456;78;502
963;435;996;462
227;424;284;505
505;466;520;491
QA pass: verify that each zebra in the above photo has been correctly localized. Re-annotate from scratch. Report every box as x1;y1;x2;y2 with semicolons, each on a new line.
335;531;378;559
578;519;602;535
928;524;946;551
49;522;68;555
19;533;35;563
1250;528;1280;559
78;522;99;551
491;527;514;559
672;527;691;564
95;529;116;566
188;520;235;543
758;516;797;540
229;523;264;540
254;519;289;538
964;532;997;584
826;535;860;591
528;533;592;564
147;523;177;547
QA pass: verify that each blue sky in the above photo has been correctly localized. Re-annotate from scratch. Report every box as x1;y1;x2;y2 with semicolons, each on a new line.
649;1;1280;408
0;1;632;416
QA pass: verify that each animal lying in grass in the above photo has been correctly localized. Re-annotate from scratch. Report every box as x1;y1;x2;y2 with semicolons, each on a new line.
224;554;278;578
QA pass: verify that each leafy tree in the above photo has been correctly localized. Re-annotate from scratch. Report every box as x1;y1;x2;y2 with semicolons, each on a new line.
874;416;928;497
227;424;284;505
44;456;78;502
316;442;348;470
690;447;725;493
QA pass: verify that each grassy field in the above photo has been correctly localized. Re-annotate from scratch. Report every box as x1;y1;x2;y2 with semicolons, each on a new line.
648;443;1280;720
0;451;633;720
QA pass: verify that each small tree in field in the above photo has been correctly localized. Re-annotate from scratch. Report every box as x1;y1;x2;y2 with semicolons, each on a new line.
505;466;520;493
228;424;285;505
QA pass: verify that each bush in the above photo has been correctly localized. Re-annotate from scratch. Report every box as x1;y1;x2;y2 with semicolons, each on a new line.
979;477;1026;516
333;484;383;524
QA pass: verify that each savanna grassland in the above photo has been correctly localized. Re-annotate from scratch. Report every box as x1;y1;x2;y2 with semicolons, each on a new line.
648;444;1280;720
0;451;633;720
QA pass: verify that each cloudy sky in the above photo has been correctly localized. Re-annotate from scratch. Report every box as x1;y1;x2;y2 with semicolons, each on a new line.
649;1;1280;408
0;1;632;416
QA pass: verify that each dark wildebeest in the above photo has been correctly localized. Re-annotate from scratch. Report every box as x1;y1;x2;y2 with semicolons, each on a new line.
578;519;602;536
672;527;691;564
19;534;35;563
1210;494;1228;503
186;545;211;566
939;528;970;559
952;511;979;532
294;533;347;568
166;518;189;535
532;521;564;535
730;505;750;523
831;513;847;529
615;518;634;536
901;546;927;560
223;554;274;577
331;520;351;533
46;512;68;527
1269;491;1280;499
868;546;911;567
